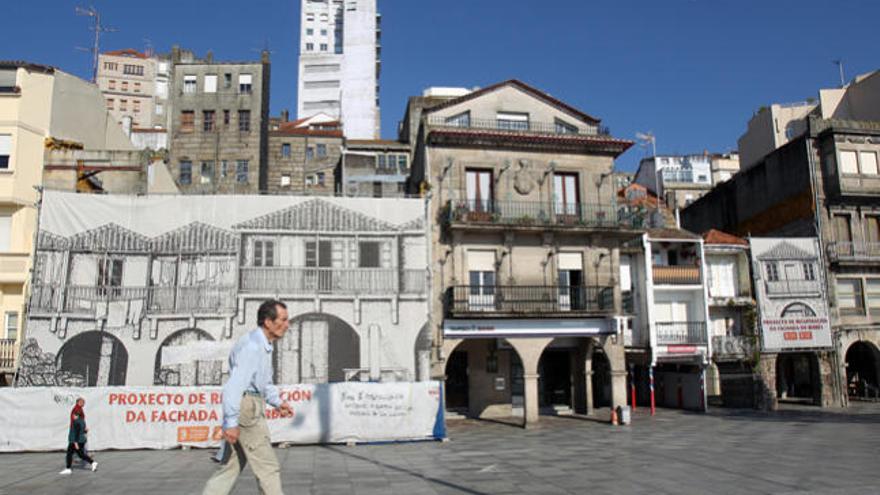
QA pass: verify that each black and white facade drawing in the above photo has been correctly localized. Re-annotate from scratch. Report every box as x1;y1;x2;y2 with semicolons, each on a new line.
18;191;429;387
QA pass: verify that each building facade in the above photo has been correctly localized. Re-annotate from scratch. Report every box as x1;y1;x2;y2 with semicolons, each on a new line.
97;49;160;131
634;154;715;210
167;50;270;194
0;61;134;384
407;79;640;426
337;139;409;197
297;0;380;139
267;113;343;194
19;192;429;388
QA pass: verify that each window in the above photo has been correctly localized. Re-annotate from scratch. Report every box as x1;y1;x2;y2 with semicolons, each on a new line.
180;111;195;132
445;111;470;128
834;214;852;242
398;154;408;171
320;43;328;51
103;61;117;71
204;74;217;93
253;240;275;267
280;174;291;187
321;29;327;36
305;240;332;268
133;100;140;113
156;80;168;98
239;74;253;94
837;279;864;314
281;143;291;157
121;81;128;92
867;279;880;316
306;175;316;186
553;172;580;215
306;13;315;21
803;263;816;281
106;98;114;109
466;169;493;210
496;112;529;131
306;28;314;35
0;134;9;169
317;143;327;157
203;110;215;132
359;241;381;267
865;216;880;244
860;151;879;175
179;161;192;184
5;311;18;340
119;99;128;111
123;64;144;76
134;82;141;93
377;154;386;170
765;262;779;282
238;110;251;132
840;150;859;174
0;215;10;251
306;146;314;160
223;110;230;126
555;119;578;134
373;181;382;198
316;172;325;186
108;80;116;90
156;102;164;115
200;161;214;184
220;160;229;179
97;258;124;295
306;43;315;51
236;160;249;183
224;73;232;89
183;75;197;94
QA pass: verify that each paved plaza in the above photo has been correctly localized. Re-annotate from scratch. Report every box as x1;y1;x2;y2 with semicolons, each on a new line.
1;404;879;495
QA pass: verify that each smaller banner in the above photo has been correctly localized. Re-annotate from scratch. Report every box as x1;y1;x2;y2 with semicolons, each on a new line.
0;381;444;452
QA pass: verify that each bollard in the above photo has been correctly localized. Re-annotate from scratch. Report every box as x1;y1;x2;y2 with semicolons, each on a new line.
610;408;619;426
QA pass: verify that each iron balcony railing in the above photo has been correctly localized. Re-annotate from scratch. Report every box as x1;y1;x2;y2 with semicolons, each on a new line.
827;241;880;262
448;199;641;229
427;116;610;136
240;267;426;295
712;335;757;359
149;286;237;313
653;265;701;285
31;284;237;314
655;322;708;345
447;285;614;316
765;279;821;296
0;339;16;371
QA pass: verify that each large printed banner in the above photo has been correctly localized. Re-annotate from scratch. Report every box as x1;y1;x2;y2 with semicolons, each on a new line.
749;238;832;351
0;381;445;452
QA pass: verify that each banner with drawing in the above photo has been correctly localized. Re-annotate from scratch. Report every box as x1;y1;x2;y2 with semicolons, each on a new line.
0;381;445;452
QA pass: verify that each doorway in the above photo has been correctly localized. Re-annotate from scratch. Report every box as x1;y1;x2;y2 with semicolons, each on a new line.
445;351;469;411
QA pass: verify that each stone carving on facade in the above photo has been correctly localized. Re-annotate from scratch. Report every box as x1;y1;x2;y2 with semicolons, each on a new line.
513;159;537;196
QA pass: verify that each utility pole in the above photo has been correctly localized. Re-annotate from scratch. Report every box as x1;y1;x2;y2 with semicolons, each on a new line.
76;5;118;82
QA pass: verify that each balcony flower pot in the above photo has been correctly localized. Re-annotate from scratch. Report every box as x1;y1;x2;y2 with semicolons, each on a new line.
468;210;493;222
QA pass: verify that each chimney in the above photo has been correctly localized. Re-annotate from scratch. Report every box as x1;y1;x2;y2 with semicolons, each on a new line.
171;45;181;64
281;109;289;122
205;50;214;64
261;49;270;64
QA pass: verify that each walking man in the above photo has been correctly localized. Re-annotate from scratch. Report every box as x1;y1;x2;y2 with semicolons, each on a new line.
203;299;293;495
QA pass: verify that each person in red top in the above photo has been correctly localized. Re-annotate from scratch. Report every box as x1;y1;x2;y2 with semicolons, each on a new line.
69;398;91;463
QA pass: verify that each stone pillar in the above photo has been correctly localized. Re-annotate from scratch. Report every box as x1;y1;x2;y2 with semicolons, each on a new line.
602;337;628;410
523;373;540;427
611;247;621;314
507;337;553;429
583;340;594;416
611;370;628;410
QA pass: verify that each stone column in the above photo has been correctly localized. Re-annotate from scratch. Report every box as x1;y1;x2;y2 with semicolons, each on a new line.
611;370;628;410
507;337;553;429
523;373;540;427
583;340;594;415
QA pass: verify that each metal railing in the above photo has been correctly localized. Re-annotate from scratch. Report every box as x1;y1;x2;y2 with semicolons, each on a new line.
0;339;16;371
447;285;614;315
655;321;708;345
240;267;424;295
64;285;150;313
32;284;237;314
653;265;701;285
427;116;610;136
765;279;821;296
827;241;880;262
149;286;237;312
712;335;756;358
660;170;696;183
447;199;640;229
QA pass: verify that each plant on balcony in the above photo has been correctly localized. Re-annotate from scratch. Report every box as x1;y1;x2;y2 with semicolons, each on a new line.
450;204;468;222
517;215;534;225
468;210;493;222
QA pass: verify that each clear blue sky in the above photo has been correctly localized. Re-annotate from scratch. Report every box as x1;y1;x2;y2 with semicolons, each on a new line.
2;1;879;172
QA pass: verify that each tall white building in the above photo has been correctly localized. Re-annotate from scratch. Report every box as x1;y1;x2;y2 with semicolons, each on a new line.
297;0;380;139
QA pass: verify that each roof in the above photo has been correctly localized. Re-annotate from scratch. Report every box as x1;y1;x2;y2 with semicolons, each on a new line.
233;198;399;232
647;227;701;241
703;229;748;246
346;139;409;149
0;60;55;74
103;49;149;59
427;128;633;155
756;241;816;261
422;79;601;124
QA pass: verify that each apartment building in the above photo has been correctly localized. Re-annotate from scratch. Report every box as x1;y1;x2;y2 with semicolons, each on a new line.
167;49;270;194
406;79;641;426
337;139;409;197
0;61;134;384
267;113;343;194
634;153;742;210
297;0;381;139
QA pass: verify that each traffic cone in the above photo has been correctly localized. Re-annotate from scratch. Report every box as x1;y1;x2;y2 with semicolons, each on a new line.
610;407;619;426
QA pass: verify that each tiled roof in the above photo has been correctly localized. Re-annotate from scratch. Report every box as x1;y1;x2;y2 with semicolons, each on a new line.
233;198;398;232
428;128;633;154
151;222;238;254
103;49;149;59
647;227;701;240
703;229;748;246
756;241;816;261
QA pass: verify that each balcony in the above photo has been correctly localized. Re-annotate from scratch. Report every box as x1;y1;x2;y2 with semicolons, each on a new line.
148;286;236;313
764;279;821;297
447;200;641;230
0;252;29;283
30;284;237;315
660;170;696;184
0;339;16;372
712;335;757;360
655;322;708;345
653;265;701;285
827;241;880;263
427;116;610;137
839;173;880;196
239;267;425;295
447;285;614;317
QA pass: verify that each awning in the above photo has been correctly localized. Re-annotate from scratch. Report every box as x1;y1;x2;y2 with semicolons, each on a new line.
443;318;615;338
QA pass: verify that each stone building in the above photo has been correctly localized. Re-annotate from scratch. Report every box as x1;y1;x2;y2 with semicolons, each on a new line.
97;49;160;130
337;140;410;197
682;109;880;406
266;113;343;195
167;49;270;194
406;79;642;426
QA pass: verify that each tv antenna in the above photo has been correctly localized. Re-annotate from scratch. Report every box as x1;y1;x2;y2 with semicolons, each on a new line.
75;5;118;82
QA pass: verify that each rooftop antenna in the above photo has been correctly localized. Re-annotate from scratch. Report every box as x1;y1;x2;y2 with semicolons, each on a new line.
833;59;845;88
76;5;118;82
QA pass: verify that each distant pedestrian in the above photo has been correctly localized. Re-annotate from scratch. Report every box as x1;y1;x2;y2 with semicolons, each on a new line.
202;299;293;495
60;410;97;475
69;397;90;461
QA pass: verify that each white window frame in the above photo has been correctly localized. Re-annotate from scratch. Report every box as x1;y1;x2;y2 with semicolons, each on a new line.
0;134;12;170
204;74;218;93
5;311;18;340
183;75;197;94
238;74;253;94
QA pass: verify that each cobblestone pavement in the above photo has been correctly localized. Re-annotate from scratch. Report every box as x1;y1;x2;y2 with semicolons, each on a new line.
1;404;879;495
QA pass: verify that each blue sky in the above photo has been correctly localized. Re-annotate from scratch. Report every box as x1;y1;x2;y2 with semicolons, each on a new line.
2;1;879;172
